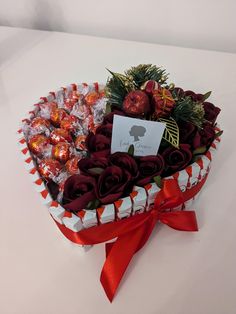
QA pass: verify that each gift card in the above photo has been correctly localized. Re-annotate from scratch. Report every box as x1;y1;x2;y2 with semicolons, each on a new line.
111;115;166;156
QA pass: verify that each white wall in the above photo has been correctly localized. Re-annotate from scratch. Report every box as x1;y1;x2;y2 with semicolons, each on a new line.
0;0;236;53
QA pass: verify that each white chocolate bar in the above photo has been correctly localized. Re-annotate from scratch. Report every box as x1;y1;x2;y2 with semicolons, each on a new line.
77;209;98;228
97;204;115;224
63;212;83;232
114;197;132;219
130;186;147;215
144;182;161;211
49;201;65;224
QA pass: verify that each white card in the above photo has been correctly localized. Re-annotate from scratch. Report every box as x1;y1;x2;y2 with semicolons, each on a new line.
111;115;166;156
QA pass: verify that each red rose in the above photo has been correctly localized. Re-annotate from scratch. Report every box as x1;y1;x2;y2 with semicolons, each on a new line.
203;102;221;124
62;174;96;212
95;123;113;138
86;132;111;158
184;90;204;102
135;155;165;186
102;110;125;124
179;121;197;145
162;144;192;173
96;165;132;204
109;152;139;179
193;123;215;148
78;157;109;177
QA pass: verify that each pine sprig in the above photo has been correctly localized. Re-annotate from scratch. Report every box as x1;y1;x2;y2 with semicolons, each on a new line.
105;70;134;107
125;64;168;88
105;64;168;107
172;96;205;128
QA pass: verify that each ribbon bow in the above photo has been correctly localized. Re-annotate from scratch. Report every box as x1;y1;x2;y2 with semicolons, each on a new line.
55;177;206;302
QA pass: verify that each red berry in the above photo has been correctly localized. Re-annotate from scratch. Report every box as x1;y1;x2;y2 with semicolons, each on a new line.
123;90;150;116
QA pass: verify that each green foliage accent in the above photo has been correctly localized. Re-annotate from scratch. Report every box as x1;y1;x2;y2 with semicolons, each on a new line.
128;144;134;156
88;167;104;175
193;146;207;155
105;103;112;114
215;130;223;139
105;64;168;107
86;199;100;210
172;96;205;128
125;64;168;88
202;91;212;101
159;117;179;148
153;175;162;188
105;69;135;107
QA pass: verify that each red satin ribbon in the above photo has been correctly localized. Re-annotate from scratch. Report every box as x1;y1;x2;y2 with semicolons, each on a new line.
54;176;207;302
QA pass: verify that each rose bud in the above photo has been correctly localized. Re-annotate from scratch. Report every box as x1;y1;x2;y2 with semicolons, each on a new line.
123;90;150;116
109;152;139;180
78;157;109;177
184;90;197;101
162;144;192;173
135;155;165;186
179;121;197;146
141;80;160;95
173;87;185;98
102;110;125;125
96;165;132;204
203;102;221;124
95;123;113;138
62;174;97;212
192;123;215;149
86;132;111;158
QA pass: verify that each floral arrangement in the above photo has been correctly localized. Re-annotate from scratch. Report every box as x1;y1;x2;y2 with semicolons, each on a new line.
19;64;222;302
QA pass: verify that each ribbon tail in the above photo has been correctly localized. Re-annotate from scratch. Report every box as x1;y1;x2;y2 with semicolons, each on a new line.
160;211;198;231
100;216;156;302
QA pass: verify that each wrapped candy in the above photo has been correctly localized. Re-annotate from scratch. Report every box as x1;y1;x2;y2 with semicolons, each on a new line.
64;97;78;112
39;102;57;119
50;108;68;126
50;128;72;145
65;156;81;175
29;117;51;136
38;158;62;181
84;91;100;106
70;101;91;120
28;134;51;157
75;135;87;151
60;115;83;135
52;142;74;163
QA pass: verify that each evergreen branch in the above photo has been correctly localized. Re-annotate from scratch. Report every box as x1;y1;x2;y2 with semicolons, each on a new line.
172;96;205;128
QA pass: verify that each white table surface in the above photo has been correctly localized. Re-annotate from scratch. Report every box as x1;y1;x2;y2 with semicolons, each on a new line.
1;26;236;314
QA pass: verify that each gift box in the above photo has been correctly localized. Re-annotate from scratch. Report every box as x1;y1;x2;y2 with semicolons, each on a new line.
18;65;222;302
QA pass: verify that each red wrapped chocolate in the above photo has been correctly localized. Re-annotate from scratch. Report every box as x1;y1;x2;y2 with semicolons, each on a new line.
28;134;50;156
52;142;73;163
50;128;72;145
38;158;62;180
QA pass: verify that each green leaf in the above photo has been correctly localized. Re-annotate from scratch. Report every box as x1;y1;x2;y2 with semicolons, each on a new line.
193;146;207;155
128;144;134;156
215;130;223;138
159;117;179;148
86;199;101;210
202;91;212;101
88;167;104;175
153;175;162;188
105;103;111;114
